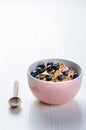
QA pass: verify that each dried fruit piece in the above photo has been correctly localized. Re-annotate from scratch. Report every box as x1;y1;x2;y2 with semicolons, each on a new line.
47;65;52;72
37;62;45;69
58;73;65;81
53;64;60;70
47;61;54;67
45;74;52;81
73;72;79;79
31;71;38;77
62;70;68;76
36;67;44;74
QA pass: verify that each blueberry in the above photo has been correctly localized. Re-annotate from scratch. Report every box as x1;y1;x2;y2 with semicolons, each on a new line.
36;67;44;74
47;61;54;66
47;65;52;72
35;75;41;80
45;74;52;81
37;62;45;69
58;74;64;81
31;71;38;77
73;72;79;79
53;64;60;70
62;70;68;76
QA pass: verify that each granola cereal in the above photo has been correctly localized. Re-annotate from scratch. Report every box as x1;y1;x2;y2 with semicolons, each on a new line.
30;61;79;82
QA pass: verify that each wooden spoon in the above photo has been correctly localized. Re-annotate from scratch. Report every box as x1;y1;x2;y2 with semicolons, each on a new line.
8;81;22;108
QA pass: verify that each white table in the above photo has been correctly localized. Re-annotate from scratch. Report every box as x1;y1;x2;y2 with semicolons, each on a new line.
0;0;86;130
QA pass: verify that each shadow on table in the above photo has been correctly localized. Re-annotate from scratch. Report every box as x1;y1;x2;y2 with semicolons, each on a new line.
8;107;22;115
28;100;83;130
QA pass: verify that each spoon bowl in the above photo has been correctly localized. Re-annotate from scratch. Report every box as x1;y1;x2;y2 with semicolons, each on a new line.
8;97;22;108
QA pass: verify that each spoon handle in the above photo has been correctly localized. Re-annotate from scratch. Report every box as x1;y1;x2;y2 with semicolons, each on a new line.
14;81;19;97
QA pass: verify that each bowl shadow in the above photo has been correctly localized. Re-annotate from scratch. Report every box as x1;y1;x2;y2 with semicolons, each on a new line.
28;100;83;130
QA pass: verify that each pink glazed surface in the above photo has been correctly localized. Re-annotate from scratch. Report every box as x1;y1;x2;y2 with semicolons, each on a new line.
28;74;83;105
28;59;83;105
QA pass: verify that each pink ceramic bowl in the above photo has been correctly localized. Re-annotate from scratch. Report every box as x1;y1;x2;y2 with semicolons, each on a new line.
27;59;83;105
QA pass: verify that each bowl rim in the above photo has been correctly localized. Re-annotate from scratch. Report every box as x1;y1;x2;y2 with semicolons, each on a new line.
27;58;83;84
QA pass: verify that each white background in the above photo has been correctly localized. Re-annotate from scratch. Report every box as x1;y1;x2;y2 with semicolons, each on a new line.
0;0;86;130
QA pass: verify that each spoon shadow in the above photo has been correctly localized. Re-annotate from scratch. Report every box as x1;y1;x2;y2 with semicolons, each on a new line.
28;100;83;130
8;107;22;115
